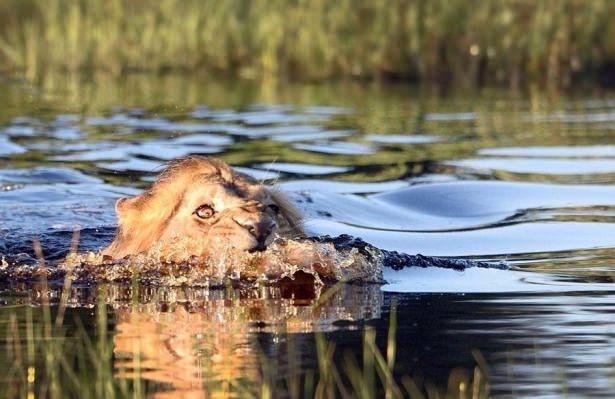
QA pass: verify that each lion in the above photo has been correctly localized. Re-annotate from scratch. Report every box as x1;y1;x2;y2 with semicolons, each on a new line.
103;156;303;261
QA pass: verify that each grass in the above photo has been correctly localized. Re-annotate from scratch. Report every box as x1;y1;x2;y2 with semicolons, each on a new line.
0;0;613;87
0;281;491;398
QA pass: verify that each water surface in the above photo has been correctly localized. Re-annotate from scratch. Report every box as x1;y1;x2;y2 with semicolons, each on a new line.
1;75;614;397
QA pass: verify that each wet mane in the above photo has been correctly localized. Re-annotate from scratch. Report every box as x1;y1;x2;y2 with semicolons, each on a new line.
104;156;302;259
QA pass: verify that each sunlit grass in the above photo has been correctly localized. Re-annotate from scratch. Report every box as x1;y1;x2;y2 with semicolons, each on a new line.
0;0;613;86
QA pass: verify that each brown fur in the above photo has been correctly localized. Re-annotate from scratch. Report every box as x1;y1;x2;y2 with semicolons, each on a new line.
103;156;303;260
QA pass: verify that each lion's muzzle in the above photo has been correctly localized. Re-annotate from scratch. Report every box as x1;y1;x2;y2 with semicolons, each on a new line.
231;206;277;252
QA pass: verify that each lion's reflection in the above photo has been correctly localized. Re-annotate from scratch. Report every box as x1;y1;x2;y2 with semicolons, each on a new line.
108;283;382;398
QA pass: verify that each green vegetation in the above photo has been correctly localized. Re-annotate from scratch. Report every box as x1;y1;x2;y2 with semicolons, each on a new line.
0;283;490;399
0;0;613;87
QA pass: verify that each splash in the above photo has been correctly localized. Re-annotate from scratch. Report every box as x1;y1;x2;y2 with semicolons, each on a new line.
1;237;383;287
0;235;507;287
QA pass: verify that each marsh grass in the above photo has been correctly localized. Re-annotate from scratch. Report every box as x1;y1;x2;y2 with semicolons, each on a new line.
0;0;613;87
1;282;491;399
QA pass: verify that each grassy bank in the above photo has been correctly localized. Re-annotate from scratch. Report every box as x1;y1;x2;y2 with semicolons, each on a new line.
0;0;613;86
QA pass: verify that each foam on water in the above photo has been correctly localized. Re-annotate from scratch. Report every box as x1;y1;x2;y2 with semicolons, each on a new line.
1;234;509;288
1;238;384;287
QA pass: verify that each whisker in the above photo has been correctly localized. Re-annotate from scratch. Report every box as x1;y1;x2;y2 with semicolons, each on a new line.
260;156;279;186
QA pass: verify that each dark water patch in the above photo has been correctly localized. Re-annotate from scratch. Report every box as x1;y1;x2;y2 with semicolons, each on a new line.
380;291;615;397
1;227;116;264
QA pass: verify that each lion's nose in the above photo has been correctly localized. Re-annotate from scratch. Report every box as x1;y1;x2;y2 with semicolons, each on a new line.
246;220;276;244
236;215;276;247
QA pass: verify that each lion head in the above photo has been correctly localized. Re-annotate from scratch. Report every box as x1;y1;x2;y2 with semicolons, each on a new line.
103;156;302;260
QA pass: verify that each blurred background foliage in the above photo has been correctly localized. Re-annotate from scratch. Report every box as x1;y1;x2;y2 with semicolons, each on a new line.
0;0;613;88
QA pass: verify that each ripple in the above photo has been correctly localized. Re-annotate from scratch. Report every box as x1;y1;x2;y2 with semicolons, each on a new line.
528;111;615;123
189;106;327;126
50;126;82;140
51;147;131;161
86;114;133;126
52;139;228;162
382;267;615;294
373;181;615;218
3;79;615;399
131;142;224;160
97;158;164;172
54;114;81;124
170;133;234;146
301;105;353;115
294;181;615;231
233;167;280;181
280;179;408;194
479;145;615;158
424;112;477;121
188;107;238;120
365;134;444;144
257;162;350;175
0;167;101;184
0;183;137;237
138;165;282;182
293;141;378;155
143;122;245;135
236;111;325;125
446;158;615;174
0;137;26;156
307;219;615;257
239;125;322;138
270;129;354;143
3;125;38;137
11;116;39;125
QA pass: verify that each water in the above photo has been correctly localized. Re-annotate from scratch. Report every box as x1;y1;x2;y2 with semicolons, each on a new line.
1;74;615;397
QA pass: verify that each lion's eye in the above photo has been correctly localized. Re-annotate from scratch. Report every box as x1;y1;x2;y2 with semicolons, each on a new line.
195;204;215;219
267;204;280;214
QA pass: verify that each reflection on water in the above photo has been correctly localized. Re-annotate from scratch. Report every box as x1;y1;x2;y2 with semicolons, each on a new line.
1;74;615;397
112;284;381;399
0;283;383;398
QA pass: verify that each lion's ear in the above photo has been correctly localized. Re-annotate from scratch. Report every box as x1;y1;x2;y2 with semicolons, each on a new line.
115;197;128;214
114;197;138;218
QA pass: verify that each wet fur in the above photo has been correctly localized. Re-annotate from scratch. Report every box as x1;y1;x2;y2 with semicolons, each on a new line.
103;156;303;259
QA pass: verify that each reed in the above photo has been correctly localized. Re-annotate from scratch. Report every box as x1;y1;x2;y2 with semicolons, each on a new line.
0;287;490;398
0;0;612;87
